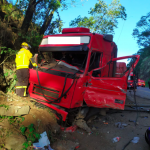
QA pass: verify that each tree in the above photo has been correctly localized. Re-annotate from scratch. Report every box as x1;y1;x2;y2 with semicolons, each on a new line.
133;12;150;48
20;0;62;35
70;0;127;34
132;12;150;70
0;0;77;50
131;12;150;82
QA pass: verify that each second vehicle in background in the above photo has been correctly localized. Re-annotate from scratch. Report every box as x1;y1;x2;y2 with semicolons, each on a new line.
137;79;145;87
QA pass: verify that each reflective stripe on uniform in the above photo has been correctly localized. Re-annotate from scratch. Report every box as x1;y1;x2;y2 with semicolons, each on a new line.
24;88;26;96
15;86;27;96
23;54;25;65
15;86;27;88
16;65;28;67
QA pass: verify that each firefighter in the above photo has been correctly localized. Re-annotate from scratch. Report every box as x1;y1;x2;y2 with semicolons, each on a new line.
15;42;37;97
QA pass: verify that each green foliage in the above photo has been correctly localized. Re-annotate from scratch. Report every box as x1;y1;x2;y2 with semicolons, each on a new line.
133;12;150;48
0;115;25;125
0;104;9;110
0;144;5;149
20;124;41;149
20;126;26;135
0;47;17;55
3;69;17;93
131;12;150;81
18;31;43;50
70;0;127;34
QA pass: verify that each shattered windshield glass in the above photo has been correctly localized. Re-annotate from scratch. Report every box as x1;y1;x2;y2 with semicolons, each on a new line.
40;51;88;71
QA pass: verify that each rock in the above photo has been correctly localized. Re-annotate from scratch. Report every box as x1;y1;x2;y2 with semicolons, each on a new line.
92;127;97;131
136;122;139;125
87;115;97;124
99;109;106;116
0;106;30;116
52;140;79;150
50;123;61;134
75;119;91;133
5;132;26;150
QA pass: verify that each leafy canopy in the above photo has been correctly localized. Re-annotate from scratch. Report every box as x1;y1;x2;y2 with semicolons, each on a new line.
70;0;127;34
130;12;150;80
133;12;150;48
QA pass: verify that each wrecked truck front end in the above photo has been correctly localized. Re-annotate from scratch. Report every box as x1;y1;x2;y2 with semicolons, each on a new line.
29;32;92;121
28;27;140;123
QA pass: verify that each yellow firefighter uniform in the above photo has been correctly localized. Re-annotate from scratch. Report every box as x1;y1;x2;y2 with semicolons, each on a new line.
15;48;37;70
15;46;37;97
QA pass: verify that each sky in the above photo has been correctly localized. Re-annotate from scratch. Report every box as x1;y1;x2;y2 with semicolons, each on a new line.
58;0;150;60
11;0;150;63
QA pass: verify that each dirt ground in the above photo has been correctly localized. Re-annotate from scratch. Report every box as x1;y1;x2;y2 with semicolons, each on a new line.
0;92;59;149
0;90;150;150
59;92;150;150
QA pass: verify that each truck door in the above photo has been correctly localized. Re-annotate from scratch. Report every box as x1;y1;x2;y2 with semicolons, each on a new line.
84;55;140;110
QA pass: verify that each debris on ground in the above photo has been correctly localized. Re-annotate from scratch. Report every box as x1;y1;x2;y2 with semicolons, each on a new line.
88;132;93;135
115;122;128;128
92;126;97;131
141;116;148;118
129;119;136;123
74;119;92;133
131;137;140;143
52;140;79;150
33;131;53;149
61;125;77;133
112;137;121;143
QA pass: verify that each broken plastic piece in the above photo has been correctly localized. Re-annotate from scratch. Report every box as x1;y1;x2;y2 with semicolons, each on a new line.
75;145;80;149
115;122;128;128
33;131;53;149
112;137;121;143
61;125;77;132
131;137;140;143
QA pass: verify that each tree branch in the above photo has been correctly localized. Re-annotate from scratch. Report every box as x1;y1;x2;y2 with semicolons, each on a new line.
35;0;43;5
0;54;15;66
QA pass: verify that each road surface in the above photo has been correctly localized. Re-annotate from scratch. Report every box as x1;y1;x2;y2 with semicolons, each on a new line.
128;86;150;99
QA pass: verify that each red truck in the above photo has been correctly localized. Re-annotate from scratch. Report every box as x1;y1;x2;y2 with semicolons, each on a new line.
137;79;145;87
127;72;137;90
28;27;140;122
115;62;127;78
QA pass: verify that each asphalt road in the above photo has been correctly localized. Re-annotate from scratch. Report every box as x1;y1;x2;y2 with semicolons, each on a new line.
128;86;150;99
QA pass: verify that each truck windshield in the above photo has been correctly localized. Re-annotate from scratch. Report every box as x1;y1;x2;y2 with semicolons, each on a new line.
40;51;88;70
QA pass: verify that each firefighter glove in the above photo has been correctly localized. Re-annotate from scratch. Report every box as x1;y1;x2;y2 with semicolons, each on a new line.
32;63;37;67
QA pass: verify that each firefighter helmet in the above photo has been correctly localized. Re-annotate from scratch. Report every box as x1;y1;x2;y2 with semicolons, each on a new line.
21;42;30;48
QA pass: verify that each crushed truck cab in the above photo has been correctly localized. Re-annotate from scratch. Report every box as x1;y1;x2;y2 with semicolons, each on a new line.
28;27;140;122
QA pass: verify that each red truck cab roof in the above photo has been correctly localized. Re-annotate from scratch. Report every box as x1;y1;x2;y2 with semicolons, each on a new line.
39;27;114;53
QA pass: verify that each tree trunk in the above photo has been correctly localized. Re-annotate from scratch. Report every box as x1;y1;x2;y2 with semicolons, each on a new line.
21;0;36;34
39;10;55;35
0;53;8;91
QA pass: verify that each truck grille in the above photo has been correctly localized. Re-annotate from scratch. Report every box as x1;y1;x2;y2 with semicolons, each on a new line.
33;85;59;99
